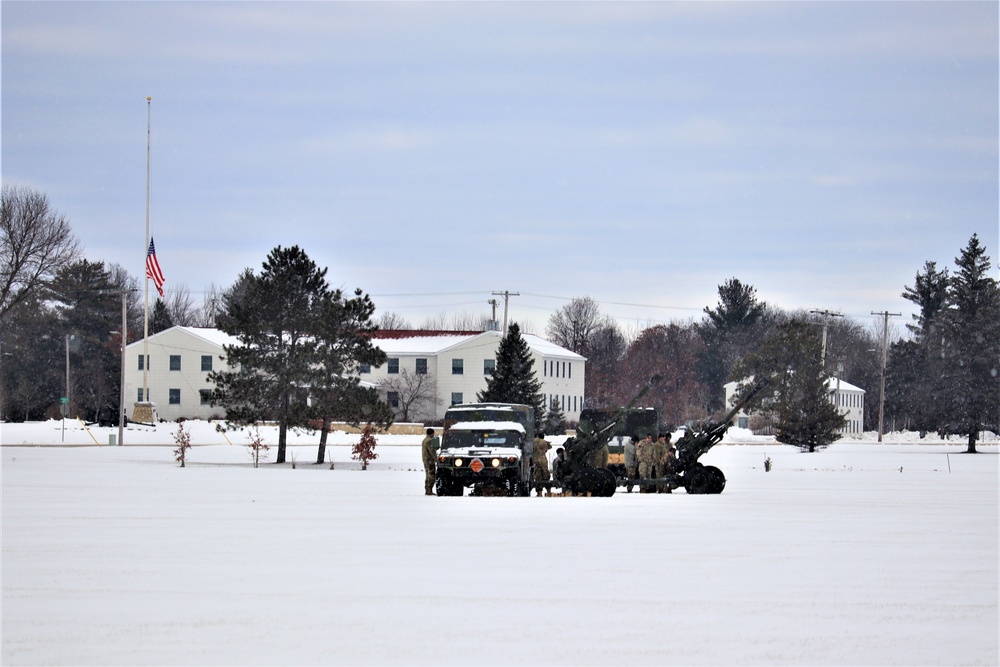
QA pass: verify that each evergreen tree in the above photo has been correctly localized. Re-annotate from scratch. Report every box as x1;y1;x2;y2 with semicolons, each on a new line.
210;246;329;463
48;260;122;420
150;298;173;334
544;397;566;435
733;318;845;451
477;323;545;427
310;286;392;464
888;260;951;432
697;278;769;411
938;234;1000;452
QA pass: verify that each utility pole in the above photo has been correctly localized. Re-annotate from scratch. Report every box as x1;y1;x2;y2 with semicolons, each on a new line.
871;310;901;443
491;291;519;336
810;309;843;368
487;298;499;331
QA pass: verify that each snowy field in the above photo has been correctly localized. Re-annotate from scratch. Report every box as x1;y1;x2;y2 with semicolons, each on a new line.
2;420;997;666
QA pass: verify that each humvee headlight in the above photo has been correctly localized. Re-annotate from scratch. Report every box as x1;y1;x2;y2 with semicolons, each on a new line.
454;458;463;467
491;458;501;468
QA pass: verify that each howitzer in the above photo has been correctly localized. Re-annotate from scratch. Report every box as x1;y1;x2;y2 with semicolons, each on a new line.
560;374;661;497
661;376;771;494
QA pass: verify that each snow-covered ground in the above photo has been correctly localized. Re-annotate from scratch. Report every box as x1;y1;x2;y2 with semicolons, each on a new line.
2;420;997;666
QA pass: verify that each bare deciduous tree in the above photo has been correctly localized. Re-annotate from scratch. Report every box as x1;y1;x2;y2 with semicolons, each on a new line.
379;369;440;422
1;185;81;320
377;311;412;331
165;284;197;326
546;296;602;355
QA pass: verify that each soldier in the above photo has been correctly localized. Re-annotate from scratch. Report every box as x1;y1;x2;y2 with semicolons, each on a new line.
532;432;552;496
653;433;671;493
662;442;677;493
588;440;609;469
421;427;440;495
551;447;567;488
624;434;639;492
637;434;655;493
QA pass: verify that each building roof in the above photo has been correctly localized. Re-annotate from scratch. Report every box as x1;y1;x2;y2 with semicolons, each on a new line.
724;376;865;394
124;326;240;351
371;329;585;360
124;327;586;362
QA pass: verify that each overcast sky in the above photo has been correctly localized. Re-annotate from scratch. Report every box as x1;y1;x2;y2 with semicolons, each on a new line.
3;1;997;335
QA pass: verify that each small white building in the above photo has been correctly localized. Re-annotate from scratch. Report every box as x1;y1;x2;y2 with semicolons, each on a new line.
124;326;238;422
365;330;586;423
724;377;865;435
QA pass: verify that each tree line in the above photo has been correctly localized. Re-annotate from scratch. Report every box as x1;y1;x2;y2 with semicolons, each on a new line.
3;184;997;451
541;234;998;452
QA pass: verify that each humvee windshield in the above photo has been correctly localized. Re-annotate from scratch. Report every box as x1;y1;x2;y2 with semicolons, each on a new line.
442;429;524;449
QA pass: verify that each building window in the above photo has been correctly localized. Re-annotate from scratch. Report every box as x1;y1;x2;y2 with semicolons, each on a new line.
452;359;463;375
169;355;181;371
137;388;145;402
137;355;149;371
451;392;463;405
387;391;399;408
199;390;212;405
543;360;547;377
388;358;399;374
359;363;371;374
484;359;495;375
415;358;428;375
169;388;180;405
201;355;213;372
568;362;571;379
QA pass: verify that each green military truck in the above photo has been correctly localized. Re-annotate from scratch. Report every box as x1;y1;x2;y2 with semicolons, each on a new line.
577;406;659;478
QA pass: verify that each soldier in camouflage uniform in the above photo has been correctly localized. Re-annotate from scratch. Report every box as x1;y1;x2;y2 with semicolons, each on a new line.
653;434;670;493
532;433;552;496
588;440;609;469
421;428;440;495
637;434;655;493
624;434;639;492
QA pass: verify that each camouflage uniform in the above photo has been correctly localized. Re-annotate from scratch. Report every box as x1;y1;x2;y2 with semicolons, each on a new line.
588;443;609;469
653;435;669;493
551;448;567;488
532;437;552;495
421;429;440;495
637;435;655;492
624;436;638;492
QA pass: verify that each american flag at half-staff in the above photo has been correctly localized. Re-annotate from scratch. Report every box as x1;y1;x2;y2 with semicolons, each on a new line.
146;237;165;297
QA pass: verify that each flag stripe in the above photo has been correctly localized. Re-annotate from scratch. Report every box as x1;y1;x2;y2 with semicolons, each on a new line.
146;238;165;297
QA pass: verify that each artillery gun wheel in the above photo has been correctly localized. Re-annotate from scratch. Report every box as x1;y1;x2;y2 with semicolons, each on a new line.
684;464;711;494
570;467;616;497
705;465;726;494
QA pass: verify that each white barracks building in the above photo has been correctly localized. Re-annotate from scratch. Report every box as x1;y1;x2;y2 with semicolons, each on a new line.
124;326;585;423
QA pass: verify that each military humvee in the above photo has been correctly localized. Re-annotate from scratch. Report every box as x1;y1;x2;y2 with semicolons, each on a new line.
435;403;534;497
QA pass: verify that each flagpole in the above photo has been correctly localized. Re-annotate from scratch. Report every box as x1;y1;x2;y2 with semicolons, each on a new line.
142;96;151;406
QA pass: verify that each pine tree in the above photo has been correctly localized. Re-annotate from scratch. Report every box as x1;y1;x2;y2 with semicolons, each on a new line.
210;245;329;463
544;397;566;435
939;234;1000;452
477;323;545;427
733;318;845;450
697;278;770;412
150;298;173;333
